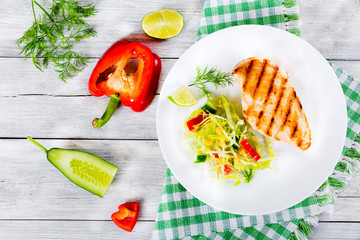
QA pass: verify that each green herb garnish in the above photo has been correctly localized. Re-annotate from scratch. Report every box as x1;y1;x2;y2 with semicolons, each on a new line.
189;66;233;98
241;168;254;183
16;0;98;82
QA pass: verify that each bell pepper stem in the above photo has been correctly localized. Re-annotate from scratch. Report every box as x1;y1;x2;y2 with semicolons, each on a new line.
92;94;121;128
27;136;48;153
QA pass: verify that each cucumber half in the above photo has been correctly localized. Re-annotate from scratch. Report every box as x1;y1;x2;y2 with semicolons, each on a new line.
201;102;217;114
28;137;118;197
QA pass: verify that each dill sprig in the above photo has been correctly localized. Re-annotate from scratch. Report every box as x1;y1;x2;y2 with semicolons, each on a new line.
16;0;98;82
189;66;233;98
240;168;254;183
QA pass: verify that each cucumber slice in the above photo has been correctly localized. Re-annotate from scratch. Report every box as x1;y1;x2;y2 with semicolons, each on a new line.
28;137;118;197
47;148;118;197
201;102;217;114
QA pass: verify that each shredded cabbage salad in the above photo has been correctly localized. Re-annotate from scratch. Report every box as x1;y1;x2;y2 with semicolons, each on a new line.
184;95;275;185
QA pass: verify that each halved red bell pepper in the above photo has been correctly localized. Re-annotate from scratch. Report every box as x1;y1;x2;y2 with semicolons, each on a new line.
111;202;140;232
89;40;161;128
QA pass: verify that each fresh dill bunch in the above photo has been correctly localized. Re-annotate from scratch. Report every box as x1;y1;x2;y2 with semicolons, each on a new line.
240;168;254;183
189;66;233;98
16;0;98;82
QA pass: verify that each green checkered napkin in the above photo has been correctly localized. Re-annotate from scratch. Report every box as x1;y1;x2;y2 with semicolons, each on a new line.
153;0;360;239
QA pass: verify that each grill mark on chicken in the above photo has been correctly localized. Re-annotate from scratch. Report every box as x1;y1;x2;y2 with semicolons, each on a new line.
280;91;294;131
290;99;302;140
256;66;278;128
266;79;287;135
267;117;274;135
291;125;298;139
263;67;278;106
272;84;295;137
243;60;254;90
258;111;263;120
253;60;267;97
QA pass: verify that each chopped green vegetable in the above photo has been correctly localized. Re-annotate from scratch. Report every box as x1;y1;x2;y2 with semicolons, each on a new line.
194;154;207;163
189;66;233;98
184;96;275;185
201;101;217;114
16;0;98;82
28;137;118;197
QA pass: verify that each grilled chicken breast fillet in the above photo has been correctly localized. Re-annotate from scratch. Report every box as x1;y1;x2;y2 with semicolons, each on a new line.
232;57;311;150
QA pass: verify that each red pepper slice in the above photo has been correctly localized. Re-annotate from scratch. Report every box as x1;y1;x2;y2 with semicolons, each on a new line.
111;202;140;232
240;140;261;161
223;164;232;175
89;40;161;128
186;112;208;131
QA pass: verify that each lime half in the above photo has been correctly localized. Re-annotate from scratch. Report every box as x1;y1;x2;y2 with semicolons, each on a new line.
168;86;197;107
141;9;184;39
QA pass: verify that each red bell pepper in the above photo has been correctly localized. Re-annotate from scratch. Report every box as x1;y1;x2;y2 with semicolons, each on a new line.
89;40;161;128
223;164;232;175
186;112;208;131
240;140;261;161
111;202;140;232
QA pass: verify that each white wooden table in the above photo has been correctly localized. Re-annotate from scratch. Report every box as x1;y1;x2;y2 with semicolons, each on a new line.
1;0;360;239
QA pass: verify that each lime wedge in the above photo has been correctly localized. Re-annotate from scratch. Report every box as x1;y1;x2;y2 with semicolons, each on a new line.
141;9;184;39
168;86;197;107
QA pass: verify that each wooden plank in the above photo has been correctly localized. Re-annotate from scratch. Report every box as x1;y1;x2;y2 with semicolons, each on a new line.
320;197;360;222
339;170;360;197
0;96;158;139
0;139;166;220
0;220;155;239
300;0;360;60
1;0;360;60
0;59;358;96
0;221;359;239
310;222;360;240
0;0;202;58
0;58;175;96
1;139;360;221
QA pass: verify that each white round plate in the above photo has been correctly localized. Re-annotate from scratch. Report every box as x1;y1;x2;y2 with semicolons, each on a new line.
156;25;347;215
